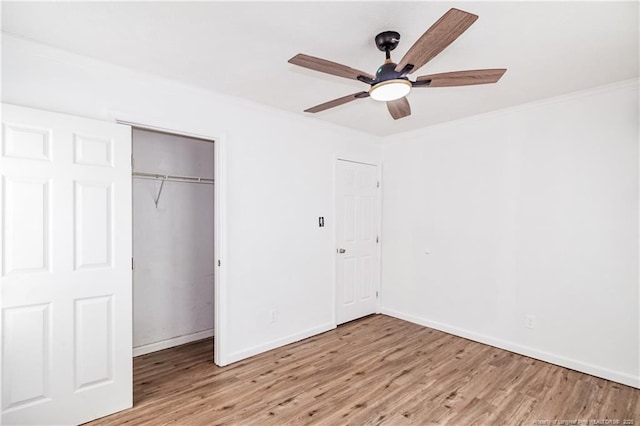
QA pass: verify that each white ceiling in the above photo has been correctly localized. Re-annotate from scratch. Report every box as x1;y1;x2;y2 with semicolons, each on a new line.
2;1;638;136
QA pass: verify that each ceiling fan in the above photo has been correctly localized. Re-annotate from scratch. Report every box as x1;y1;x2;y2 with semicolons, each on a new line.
288;8;506;120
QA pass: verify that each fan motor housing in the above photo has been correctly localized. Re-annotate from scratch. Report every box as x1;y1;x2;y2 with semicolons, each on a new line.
375;62;407;83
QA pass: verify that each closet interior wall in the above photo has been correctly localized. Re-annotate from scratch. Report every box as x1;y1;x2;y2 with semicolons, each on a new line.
132;128;215;356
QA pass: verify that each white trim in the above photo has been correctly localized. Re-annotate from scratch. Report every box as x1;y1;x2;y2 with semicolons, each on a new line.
115;119;215;142
381;308;640;389
331;156;338;327
133;329;214;357
109;110;228;366
213;134;228;366
376;160;383;314
225;323;336;365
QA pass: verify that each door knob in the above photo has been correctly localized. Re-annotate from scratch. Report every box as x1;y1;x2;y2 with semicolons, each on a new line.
338;248;346;253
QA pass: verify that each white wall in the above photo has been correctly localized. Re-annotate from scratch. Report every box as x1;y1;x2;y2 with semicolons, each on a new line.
1;35;380;365
4;34;638;387
132;128;215;355
381;80;640;387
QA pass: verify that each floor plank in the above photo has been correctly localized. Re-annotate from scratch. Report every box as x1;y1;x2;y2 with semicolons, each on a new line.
86;315;640;425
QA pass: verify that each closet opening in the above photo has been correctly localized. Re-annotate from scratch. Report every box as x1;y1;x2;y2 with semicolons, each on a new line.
131;127;215;360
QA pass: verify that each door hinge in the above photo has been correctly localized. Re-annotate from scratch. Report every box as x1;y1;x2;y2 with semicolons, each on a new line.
132;258;134;270
218;259;221;267
376;236;379;243
377;181;380;188
131;154;135;168
376;291;379;298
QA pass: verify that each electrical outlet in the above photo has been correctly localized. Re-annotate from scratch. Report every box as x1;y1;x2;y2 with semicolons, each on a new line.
270;309;278;323
525;314;536;329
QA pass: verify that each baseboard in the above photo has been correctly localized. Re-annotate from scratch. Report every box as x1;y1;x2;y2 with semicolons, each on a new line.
380;308;639;389
224;322;336;365
133;328;214;357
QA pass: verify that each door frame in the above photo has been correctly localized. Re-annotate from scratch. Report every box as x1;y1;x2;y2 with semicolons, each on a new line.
111;111;229;366
333;157;383;326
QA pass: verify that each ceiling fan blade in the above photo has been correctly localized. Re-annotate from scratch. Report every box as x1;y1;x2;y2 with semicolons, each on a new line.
304;91;370;113
289;53;375;82
387;97;411;120
395;8;478;74
415;69;507;87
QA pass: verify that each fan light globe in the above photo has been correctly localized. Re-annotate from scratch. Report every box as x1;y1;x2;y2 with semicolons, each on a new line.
369;79;412;102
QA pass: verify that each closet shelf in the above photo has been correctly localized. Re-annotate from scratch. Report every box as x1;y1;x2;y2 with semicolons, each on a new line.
133;171;214;208
132;171;214;184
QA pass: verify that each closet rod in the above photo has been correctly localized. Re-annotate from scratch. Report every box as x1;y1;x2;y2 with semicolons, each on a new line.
132;171;214;185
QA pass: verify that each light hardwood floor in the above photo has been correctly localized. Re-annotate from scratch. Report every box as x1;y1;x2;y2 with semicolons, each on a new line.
87;315;639;425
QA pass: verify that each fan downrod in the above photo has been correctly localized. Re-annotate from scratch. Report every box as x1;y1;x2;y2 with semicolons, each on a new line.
375;31;400;52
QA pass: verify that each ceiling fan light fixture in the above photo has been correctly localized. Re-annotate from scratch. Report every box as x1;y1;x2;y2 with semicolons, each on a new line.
369;79;412;102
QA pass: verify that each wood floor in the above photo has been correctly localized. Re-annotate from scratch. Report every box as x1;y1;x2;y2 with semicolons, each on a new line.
87;315;640;425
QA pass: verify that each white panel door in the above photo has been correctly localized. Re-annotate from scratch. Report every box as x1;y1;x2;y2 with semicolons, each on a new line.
335;159;379;325
1;104;132;425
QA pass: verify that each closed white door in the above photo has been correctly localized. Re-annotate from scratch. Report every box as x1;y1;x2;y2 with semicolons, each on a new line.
1;104;132;425
335;159;379;325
